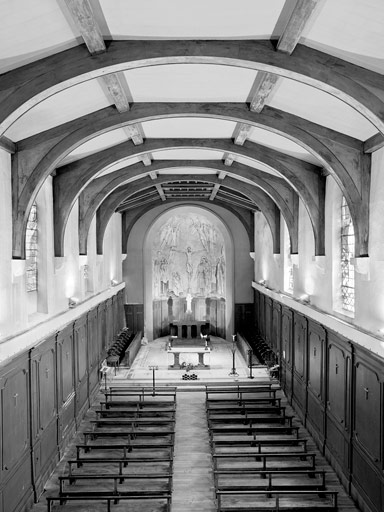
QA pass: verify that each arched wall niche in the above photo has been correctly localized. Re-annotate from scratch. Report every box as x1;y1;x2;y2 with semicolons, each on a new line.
124;202;253;342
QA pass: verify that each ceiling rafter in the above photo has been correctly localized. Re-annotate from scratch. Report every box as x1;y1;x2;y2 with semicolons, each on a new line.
209;183;221;201
248;0;320;118
63;0;131;112
155;184;166;201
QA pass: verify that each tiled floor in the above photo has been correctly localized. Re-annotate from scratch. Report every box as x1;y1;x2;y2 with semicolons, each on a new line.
108;336;270;386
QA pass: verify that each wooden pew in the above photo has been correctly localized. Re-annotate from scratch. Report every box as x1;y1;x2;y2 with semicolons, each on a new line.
91;418;175;429
58;473;172;497
76;442;174;459
211;438;308;454
207;404;285;417
95;408;176;418
68;457;173;476
205;385;278;402
208;425;299;438
206;398;282;411
83;429;175;444
216;489;338;511
104;387;177;405
208;415;294;427
214;469;326;491
47;494;172;512
212;452;317;471
100;400;177;411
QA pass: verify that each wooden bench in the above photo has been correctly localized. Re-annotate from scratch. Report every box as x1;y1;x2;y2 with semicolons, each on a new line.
209;425;299;438
59;473;172;496
83;430;175;444
108;386;177;393
95;408;176;418
207;405;285;417
47;493;172;512
211;438;308;453
216;489;338;511
206;398;282;410
68;457;173;476
91;417;175;428
205;385;278;401
102;400;177;410
104;387;177;404
212;452;317;471
214;469;326;491
208;415;294;427
76;443;174;458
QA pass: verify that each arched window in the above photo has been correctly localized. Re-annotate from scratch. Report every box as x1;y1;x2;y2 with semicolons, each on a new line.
26;202;38;292
340;196;354;313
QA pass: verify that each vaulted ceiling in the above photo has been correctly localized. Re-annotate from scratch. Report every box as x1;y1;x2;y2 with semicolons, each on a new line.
1;0;383;259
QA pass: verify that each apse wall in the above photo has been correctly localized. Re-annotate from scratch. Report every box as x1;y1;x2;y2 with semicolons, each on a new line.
123;202;253;340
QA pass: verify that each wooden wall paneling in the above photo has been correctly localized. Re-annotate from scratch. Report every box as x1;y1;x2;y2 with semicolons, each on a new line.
306;320;326;448
56;324;76;452
271;300;281;354
30;335;58;498
124;303;144;333
105;298;114;345
292;312;308;419
0;353;34;512
98;301;107;352
325;331;352;483
265;297;272;346
259;293;265;338
234;303;254;334
88;307;101;398
74;316;89;423
350;346;384;512
280;306;293;399
117;289;125;331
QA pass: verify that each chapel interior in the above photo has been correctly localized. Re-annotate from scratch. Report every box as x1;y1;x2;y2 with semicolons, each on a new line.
1;1;384;512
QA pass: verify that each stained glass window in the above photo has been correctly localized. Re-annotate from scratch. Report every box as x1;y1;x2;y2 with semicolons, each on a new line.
26;202;38;292
341;196;354;312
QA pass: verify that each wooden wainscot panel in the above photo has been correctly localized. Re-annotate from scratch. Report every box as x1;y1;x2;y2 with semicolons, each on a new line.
105;297;114;344
87;307;100;397
117;289;125;331
97;301;107;353
1;452;33;512
353;349;382;467
291;312;307;417
280;306;293;398
258;293;265;338
74;315;89;422
351;444;383;512
325;331;352;482
0;353;34;512
306;321;326;446
271;300;281;354
30;335;58;498
56;324;76;451
264;297;272;346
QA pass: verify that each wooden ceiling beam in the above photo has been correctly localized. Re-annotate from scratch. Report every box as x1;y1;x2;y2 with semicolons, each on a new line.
64;1;132;112
209;183;221;201
224;153;235;166
124;124;144;145
63;0;105;53
0;135;16;154
248;0;320;113
102;73;131;113
156;184;166;201
364;132;384;154
249;72;280;113
277;0;320;54
141;154;152;166
234;123;253;146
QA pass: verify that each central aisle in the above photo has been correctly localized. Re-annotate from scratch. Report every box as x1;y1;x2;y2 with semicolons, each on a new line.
171;391;216;512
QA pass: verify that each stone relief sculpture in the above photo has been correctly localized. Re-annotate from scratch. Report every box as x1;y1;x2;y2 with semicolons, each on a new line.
152;214;226;300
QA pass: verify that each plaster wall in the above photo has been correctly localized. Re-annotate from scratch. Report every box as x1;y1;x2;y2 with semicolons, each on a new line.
253;159;384;353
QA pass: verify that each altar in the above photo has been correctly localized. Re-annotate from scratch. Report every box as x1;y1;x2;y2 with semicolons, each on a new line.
167;346;211;369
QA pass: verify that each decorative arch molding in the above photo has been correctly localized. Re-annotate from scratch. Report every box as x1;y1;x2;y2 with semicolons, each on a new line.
1;40;383;134
12;103;366;257
94;176;291;258
76;160;304;256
